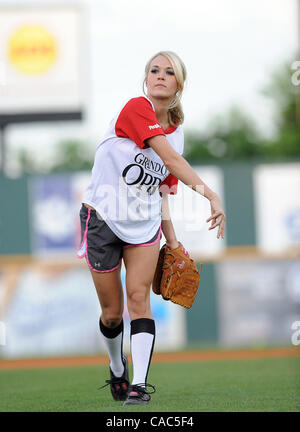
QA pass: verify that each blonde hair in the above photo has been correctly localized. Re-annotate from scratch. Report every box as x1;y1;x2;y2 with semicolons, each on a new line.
143;51;187;126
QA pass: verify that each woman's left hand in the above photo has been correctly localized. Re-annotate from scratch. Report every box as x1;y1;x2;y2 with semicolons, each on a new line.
206;195;226;239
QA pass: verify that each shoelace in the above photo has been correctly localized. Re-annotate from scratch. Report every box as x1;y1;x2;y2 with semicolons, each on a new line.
129;383;156;395
98;377;128;391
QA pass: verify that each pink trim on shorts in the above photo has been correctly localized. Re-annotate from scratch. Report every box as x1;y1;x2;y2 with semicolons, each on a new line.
77;208;121;273
76;208;91;259
123;225;162;249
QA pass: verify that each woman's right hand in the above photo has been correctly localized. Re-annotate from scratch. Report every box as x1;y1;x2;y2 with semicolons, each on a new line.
206;194;226;239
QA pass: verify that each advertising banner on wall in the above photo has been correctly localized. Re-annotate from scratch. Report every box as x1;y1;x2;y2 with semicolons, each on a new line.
29;174;79;255
253;163;300;252
0;266;186;358
0;5;85;122
28;172;90;255
216;259;300;346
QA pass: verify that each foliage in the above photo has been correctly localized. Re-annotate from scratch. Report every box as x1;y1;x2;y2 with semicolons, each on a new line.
184;106;264;162
259;61;300;160
17;139;93;175
15;59;300;174
50;139;93;173
184;60;300;163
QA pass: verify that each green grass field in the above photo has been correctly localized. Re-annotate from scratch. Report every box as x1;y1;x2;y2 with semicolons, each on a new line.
0;356;299;412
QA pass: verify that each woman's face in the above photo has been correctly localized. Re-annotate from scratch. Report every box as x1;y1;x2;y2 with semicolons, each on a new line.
146;55;178;102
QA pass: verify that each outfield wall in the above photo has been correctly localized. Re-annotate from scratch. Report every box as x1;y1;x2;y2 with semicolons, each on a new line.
0;161;299;357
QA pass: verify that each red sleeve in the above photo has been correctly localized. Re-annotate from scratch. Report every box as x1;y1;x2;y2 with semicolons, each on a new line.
115;97;165;149
159;173;179;195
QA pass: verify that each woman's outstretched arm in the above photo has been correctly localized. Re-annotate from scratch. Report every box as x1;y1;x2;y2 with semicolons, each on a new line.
147;134;226;239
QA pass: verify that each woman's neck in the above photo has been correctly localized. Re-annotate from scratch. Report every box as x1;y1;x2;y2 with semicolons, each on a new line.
148;97;170;129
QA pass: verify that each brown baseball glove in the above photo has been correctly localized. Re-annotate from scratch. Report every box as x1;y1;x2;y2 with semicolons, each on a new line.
152;242;202;309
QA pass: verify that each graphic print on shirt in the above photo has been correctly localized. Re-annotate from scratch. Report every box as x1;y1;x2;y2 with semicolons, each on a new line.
122;152;168;196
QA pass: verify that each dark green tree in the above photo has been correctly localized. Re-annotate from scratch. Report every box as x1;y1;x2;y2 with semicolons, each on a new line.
184;59;300;163
17;139;93;174
51;139;93;172
260;61;300;159
184;106;263;163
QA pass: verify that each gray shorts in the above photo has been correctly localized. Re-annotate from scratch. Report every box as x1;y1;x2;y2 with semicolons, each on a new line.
77;204;161;272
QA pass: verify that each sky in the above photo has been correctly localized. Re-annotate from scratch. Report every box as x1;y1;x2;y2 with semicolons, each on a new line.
2;0;298;175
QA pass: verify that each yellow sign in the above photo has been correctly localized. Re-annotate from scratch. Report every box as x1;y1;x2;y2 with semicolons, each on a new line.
9;25;57;74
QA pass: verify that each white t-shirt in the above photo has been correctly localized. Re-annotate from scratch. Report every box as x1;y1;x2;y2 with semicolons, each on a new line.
82;96;184;243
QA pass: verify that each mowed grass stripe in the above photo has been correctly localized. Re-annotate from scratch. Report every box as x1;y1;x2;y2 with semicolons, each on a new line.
0;357;299;412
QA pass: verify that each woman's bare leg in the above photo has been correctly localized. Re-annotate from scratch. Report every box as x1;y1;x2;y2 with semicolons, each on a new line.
90;264;124;328
123;242;160;394
90;264;126;379
123;242;160;321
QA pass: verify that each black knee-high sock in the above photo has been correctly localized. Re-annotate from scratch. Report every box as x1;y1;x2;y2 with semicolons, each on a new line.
99;318;125;377
130;318;155;385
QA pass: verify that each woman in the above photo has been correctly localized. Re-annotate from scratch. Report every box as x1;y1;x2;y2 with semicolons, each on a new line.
77;51;226;406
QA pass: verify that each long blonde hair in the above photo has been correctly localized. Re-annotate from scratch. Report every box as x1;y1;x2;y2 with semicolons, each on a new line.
143;51;187;126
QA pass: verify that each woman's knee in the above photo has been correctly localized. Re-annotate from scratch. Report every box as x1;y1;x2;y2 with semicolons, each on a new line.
100;311;123;328
126;289;150;314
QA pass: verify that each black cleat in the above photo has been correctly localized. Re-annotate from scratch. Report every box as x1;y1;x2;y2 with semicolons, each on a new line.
99;354;129;401
123;383;155;406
